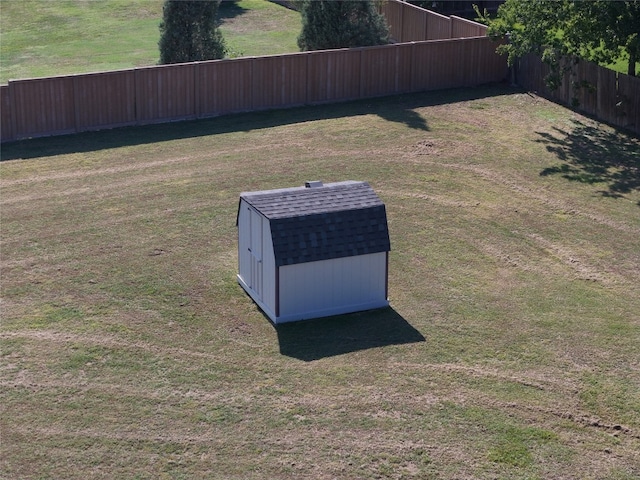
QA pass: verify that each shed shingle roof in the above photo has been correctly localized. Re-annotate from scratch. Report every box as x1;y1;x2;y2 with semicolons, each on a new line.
239;181;390;267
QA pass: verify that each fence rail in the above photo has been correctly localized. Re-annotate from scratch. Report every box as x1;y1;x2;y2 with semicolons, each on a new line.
517;54;640;135
1;0;501;143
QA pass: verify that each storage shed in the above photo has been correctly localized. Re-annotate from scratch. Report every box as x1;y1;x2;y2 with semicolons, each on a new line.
236;181;391;323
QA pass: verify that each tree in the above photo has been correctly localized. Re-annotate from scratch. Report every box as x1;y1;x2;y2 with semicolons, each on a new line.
297;0;390;51
479;0;640;81
159;0;226;64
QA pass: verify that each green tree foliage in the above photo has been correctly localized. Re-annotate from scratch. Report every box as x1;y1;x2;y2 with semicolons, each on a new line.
480;0;640;80
159;0;226;64
297;0;390;51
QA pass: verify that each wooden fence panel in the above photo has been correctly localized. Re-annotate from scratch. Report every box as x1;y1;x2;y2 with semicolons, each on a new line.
554;58;573;105
451;16;487;38
360;44;413;97
518;54;640;135
1;85;14;142
474;37;508;85
516;54;541;92
617;74;640;134
411;37;506;92
426;11;451;40
251;53;308;110
10;76;76;139
411;40;463;91
306;49;361;104
453;39;481;86
198;58;253;117
572;60;599;117
401;5;427;42
73;70;136;131
380;0;404;42
597;67;618;127
135;63;196;124
521;56;571;105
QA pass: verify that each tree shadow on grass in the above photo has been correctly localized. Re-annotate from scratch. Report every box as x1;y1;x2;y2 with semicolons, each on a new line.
275;307;425;362
1;84;513;161
218;0;248;22
538;119;640;205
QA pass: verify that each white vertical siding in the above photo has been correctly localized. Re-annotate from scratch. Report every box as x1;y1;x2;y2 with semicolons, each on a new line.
237;200;251;286
237;201;278;321
278;252;388;322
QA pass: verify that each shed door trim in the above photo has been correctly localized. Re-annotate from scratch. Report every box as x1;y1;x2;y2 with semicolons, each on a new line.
248;206;263;300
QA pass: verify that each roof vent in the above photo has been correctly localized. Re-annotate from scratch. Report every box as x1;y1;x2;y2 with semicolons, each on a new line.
305;181;323;188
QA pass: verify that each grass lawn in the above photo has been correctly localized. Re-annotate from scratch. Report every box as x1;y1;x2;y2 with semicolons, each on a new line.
0;0;301;84
606;53;640;76
1;85;639;479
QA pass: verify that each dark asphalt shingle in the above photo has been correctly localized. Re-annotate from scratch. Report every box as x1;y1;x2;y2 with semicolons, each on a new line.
240;181;390;267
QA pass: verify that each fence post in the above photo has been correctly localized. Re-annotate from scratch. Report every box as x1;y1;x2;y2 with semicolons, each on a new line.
304;51;310;105
72;76;81;134
399;0;404;43
359;48;364;99
412;42;417;93
250;57;255;111
134;68;140;126
9;81;18;141
194;62;200;119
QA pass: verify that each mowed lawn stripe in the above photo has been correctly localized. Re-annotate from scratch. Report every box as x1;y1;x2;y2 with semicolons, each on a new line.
1;87;639;479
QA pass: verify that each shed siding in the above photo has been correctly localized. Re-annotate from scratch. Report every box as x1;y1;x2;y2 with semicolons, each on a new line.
278;252;388;322
237;200;277;319
237;200;251;286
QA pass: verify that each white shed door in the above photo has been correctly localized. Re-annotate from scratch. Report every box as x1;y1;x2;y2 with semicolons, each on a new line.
248;207;263;299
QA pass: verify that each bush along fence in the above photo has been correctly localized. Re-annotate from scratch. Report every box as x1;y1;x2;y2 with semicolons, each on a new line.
0;0;502;143
517;54;640;135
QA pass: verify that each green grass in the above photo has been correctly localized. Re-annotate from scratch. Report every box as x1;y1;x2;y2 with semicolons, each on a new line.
219;0;300;58
606;53;640;76
0;0;301;84
1;86;640;479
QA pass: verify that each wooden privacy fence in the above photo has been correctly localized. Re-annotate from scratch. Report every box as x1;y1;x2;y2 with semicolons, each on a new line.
1;36;506;143
517;54;640;135
380;0;487;42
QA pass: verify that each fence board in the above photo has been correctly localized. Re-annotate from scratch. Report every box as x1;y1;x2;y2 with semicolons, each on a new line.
516;54;540;92
518;54;640;135
198;58;253;117
617;74;640;134
306;49;361;104
10;76;76;139
380;0;404;42
597;67;618;127
572;60;599;117
426;11;451;40
402;5;427;42
1;85;14;142
251;54;308;110
73;70;136;131
451;16;487;38
360;43;413;97
475;37;508;85
135;63;196;124
412;40;464;91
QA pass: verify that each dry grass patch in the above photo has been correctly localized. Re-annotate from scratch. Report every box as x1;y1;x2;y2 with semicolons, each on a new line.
1;85;640;479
